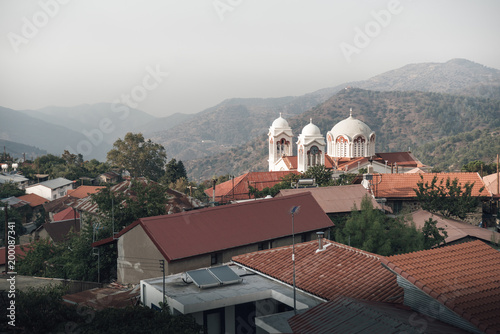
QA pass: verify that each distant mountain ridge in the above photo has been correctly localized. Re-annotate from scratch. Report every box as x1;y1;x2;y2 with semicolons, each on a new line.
1;103;161;160
0;139;47;160
146;93;332;162
344;58;500;99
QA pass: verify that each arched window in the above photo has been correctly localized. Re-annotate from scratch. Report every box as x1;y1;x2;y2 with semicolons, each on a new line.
276;138;288;157
354;136;366;157
308;146;321;167
336;136;348;157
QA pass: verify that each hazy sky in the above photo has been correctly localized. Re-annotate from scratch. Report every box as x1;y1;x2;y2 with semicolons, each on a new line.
1;0;499;118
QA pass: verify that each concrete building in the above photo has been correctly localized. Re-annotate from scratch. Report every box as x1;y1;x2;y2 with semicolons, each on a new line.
25;177;74;201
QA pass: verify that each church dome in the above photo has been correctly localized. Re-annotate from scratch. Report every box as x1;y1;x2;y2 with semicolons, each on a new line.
301;119;321;136
271;113;289;129
330;110;372;140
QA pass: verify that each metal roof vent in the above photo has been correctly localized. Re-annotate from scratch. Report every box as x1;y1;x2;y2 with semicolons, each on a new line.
316;231;324;251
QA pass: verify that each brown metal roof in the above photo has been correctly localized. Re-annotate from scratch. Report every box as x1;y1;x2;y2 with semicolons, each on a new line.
288;297;469;334
93;192;333;261
277;184;381;213
411;209;500;244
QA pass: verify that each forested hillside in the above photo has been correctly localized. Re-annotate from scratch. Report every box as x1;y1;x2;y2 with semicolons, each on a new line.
186;88;500;181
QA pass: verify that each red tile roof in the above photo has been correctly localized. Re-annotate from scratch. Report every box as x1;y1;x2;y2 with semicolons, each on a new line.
281;156;297;170
373;172;491;198
381;240;500;333
17;193;49;207
93;192;334;261
411;209;500;244
204;171;300;202
375;151;425;168
277;184;381;214
67;185;105;199
53;207;80;222
232;239;403;303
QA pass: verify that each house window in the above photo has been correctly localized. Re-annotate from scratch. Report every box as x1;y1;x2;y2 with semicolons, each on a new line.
211;252;222;266
258;242;269;251
204;308;225;334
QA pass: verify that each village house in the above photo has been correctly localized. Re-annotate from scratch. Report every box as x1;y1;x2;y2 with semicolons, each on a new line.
410;209;500;246
204;171;299;203
275;184;384;218
93;192;334;284
363;172;492;219
33;207;81;243
25;177;74;201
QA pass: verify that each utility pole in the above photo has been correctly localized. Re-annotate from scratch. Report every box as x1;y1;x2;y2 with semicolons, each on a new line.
290;206;300;314
159;260;166;308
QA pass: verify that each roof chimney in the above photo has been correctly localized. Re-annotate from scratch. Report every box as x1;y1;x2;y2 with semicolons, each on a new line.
316;231;324;250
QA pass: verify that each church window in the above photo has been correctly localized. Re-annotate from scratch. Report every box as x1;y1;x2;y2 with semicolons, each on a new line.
354;136;366;157
307;146;321;167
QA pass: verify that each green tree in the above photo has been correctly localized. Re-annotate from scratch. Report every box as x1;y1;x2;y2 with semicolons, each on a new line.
9;285;202;333
422;217;448;248
91;180;170;233
0;206;25;247
14;285;80;334
107;133;167;181
162;158;188;185
17;238;63;276
335;196;425;256
303;165;333;186
461;160;497;175
0;182;25;198
414;175;484;219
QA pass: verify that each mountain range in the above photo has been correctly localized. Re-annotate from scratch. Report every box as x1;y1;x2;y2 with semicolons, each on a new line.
1;58;499;180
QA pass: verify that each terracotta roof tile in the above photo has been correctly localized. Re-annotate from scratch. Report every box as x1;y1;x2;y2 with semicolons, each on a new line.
67;186;105;199
381;240;500;333
53;207;80;222
17;193;49;207
374;173;491;198
232;239;403;303
204;171;300;201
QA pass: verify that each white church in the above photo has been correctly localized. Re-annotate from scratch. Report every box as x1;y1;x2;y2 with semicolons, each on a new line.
268;109;426;174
